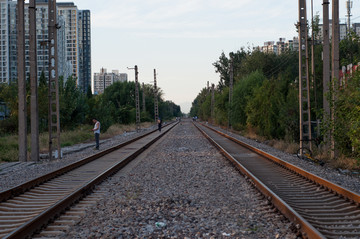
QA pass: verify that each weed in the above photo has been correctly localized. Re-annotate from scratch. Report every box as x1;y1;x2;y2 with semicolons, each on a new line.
0;122;155;162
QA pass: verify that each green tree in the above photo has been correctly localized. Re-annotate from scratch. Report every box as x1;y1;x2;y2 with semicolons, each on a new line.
231;71;266;130
246;78;285;138
60;76;89;129
332;71;360;157
0;83;18;134
190;88;209;117
340;31;360;66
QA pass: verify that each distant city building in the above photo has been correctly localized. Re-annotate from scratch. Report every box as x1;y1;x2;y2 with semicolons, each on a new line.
285;37;299;52
261;38;288;55
57;2;80;81
318;20;347;41
78;10;91;93
0;0;10;83
0;0;91;93
262;41;275;54
93;68;128;94
352;23;360;36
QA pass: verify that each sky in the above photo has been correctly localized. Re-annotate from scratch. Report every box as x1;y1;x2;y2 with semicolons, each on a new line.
57;0;360;113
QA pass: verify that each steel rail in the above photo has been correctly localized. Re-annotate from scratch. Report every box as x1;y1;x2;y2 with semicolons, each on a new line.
195;122;360;239
2;122;177;239
199;123;360;204
194;123;324;239
0;122;172;203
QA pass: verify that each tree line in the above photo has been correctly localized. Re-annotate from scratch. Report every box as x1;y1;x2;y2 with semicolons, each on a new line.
0;72;182;136
190;30;360;159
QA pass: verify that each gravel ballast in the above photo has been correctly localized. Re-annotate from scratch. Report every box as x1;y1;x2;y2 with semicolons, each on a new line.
61;120;297;238
1;120;360;238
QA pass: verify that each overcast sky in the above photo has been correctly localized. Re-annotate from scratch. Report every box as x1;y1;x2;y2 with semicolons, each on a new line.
57;0;360;113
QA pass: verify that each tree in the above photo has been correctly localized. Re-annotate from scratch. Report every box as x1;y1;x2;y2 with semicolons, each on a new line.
60;76;89;129
231;71;266;130
246;78;285;138
340;31;360;66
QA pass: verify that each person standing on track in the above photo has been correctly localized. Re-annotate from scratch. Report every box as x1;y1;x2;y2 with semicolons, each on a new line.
92;118;100;150
157;117;162;132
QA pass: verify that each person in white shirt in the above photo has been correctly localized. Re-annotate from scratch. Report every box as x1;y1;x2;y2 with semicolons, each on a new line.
91;118;100;150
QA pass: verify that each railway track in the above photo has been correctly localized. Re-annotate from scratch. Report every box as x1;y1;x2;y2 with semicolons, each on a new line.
195;122;360;239
0;122;177;239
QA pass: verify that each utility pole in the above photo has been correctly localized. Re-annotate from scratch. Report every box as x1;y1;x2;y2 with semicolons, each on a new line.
142;82;146;112
128;66;140;132
135;66;140;132
17;0;27;162
298;0;312;153
48;0;61;159
29;0;39;161
311;0;319;137
346;0;353;33
331;0;340;159
228;58;233;130
211;84;215;123
323;0;331;150
153;69;159;123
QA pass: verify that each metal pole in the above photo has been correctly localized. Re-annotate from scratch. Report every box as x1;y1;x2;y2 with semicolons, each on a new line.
48;0;61;159
17;0;27;162
346;1;352;33
29;0;39;161
135;66;140;132
142;82;146;112
298;0;312;153
331;0;340;159
228;58;233;130
211;84;215;123
311;0;318;135
154;69;159;122
323;0;331;150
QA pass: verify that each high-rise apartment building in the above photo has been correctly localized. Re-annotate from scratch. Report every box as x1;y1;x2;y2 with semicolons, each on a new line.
78;10;91;93
0;0;9;83
93;68;128;94
0;0;91;93
318;20;347;41
57;2;80;82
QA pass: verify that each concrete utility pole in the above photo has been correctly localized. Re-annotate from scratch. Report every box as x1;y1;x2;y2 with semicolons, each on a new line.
29;0;39;162
135;66;140;132
323;0;331;150
311;0;318;136
298;0;312;153
17;0;27;162
331;0;340;159
211;84;215;123
48;0;61;159
228;58;234;130
128;66;140;131
346;0;353;33
153;69;159;123
142;82;146;112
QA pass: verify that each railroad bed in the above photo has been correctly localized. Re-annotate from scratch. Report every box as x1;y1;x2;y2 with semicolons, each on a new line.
58;120;296;238
0;122;177;238
1;119;360;238
195;122;360;238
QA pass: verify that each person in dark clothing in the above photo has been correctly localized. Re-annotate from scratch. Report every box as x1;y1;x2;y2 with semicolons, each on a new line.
157;118;162;132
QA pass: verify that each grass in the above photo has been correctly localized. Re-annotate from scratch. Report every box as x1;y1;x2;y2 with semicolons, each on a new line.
0;122;155;163
0;135;19;162
328;155;360;170
228;125;360;171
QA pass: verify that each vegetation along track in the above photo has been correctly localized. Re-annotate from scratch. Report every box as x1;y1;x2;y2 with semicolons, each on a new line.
0;122;178;239
195;122;360;239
